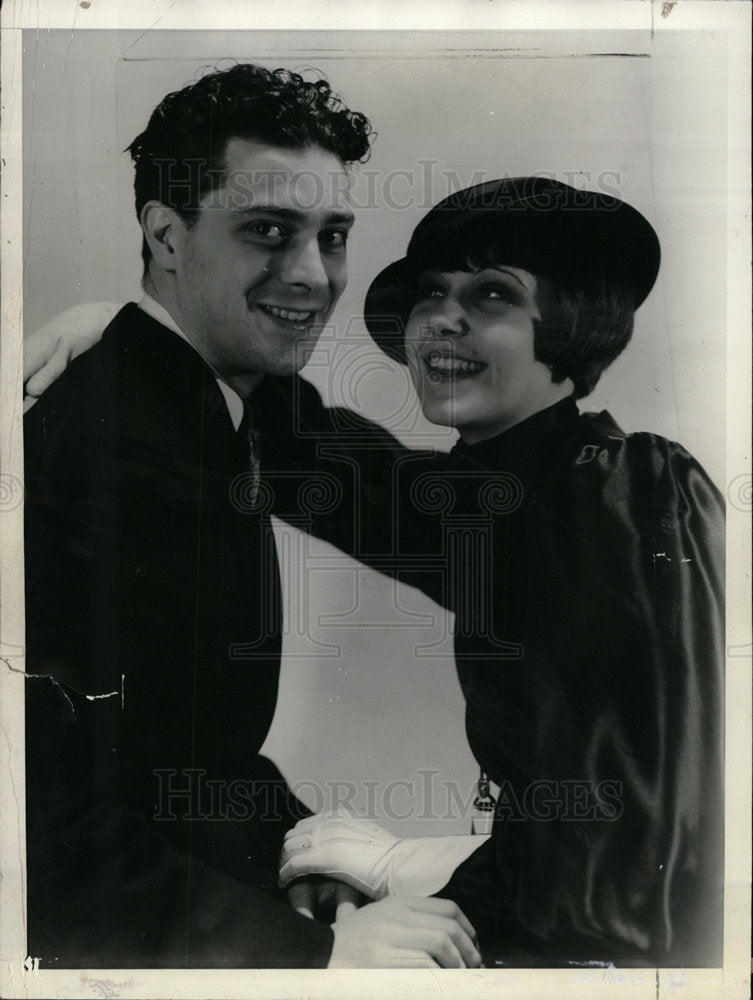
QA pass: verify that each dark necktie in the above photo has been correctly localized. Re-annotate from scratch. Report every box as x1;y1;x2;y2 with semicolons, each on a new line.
238;399;262;506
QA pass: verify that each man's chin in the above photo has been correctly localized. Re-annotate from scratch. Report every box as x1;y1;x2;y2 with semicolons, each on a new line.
229;332;322;381
283;337;322;374
259;352;315;380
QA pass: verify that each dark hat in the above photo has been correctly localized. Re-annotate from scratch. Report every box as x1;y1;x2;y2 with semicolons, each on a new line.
364;176;661;364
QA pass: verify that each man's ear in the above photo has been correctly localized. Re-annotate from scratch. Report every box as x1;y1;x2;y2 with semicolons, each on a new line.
140;201;185;271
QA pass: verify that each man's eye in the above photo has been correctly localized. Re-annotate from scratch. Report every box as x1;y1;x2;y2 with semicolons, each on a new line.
246;222;286;241
319;229;348;251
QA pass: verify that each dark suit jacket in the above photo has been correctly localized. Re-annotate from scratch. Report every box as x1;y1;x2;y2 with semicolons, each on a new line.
24;303;333;968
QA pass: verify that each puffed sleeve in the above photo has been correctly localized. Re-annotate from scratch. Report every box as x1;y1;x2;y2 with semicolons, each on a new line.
438;432;724;967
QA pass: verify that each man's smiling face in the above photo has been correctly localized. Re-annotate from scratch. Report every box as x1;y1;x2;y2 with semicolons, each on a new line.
169;138;354;396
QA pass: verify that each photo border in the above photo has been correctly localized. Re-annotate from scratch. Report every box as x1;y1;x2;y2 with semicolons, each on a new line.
1;3;750;998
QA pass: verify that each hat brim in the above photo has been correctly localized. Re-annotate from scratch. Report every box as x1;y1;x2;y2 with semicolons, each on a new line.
364;182;660;365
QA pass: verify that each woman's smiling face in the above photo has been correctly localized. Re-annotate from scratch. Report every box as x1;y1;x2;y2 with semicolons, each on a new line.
404;265;572;443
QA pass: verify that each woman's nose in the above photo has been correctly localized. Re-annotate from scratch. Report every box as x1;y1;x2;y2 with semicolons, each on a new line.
426;297;469;337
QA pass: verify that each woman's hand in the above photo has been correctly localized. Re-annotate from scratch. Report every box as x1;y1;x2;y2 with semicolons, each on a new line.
280;812;400;900
328;896;481;968
24;302;119;410
280;811;489;900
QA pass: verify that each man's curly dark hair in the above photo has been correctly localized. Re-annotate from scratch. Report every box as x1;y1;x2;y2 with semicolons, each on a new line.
128;63;374;266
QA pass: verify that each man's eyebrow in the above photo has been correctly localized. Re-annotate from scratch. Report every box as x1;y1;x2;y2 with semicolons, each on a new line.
230;206;355;226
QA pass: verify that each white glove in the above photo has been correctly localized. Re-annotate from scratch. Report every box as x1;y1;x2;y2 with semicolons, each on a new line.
24;301;119;409
279;811;488;900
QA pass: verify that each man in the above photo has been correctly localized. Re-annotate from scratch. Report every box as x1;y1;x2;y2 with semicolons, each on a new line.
25;91;724;969
23;63;480;970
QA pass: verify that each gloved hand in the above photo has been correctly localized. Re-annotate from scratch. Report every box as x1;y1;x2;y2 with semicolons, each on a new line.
279;811;488;900
24;302;119;410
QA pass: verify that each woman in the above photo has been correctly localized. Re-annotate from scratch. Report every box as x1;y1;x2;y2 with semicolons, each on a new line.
278;177;725;968
23;177;724;967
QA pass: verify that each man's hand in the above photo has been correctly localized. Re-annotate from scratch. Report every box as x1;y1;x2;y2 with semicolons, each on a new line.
328;896;481;968
24;302;118;410
288;878;364;920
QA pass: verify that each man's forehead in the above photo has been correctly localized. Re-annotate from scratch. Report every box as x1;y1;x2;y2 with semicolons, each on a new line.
207;136;354;215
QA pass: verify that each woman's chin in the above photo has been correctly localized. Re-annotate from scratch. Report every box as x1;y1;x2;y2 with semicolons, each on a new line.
418;396;459;430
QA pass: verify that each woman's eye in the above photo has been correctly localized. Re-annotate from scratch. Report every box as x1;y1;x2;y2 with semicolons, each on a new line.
415;284;446;301
478;285;512;304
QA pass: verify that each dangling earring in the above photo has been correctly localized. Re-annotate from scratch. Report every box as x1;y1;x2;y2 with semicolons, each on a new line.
471;771;497;836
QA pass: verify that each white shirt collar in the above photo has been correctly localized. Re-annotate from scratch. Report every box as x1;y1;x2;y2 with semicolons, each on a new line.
137;293;245;432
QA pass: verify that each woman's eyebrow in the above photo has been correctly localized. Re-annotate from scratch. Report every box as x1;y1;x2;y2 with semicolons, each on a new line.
487;267;534;292
417;266;534;294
